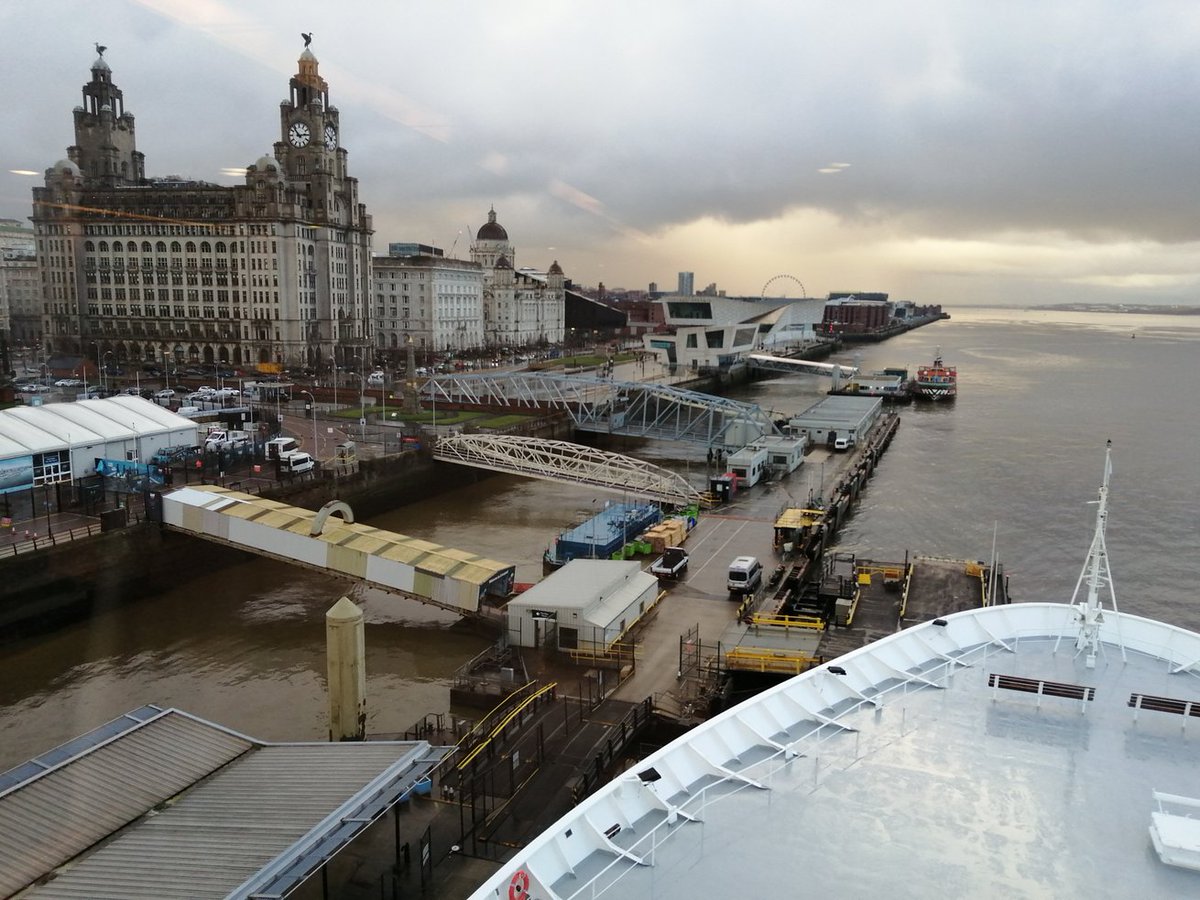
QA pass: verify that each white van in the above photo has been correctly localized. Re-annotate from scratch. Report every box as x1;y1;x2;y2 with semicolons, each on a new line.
727;556;763;596
280;451;314;475
833;435;854;452
265;436;300;459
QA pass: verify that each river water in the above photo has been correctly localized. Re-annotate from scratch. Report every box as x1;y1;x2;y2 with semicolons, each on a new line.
1;307;1197;769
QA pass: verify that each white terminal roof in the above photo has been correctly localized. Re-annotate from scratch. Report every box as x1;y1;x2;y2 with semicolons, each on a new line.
0;396;197;457
791;394;881;428
509;560;656;626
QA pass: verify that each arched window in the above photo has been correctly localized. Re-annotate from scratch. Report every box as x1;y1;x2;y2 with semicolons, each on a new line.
200;241;211;253
142;241;152;252
215;241;226;253
185;241;197;253
126;241;137;252
170;241;182;253
98;241;108;252
156;241;167;253
85;241;95;252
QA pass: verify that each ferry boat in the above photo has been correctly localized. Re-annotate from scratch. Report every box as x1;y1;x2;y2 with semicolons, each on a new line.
912;348;956;400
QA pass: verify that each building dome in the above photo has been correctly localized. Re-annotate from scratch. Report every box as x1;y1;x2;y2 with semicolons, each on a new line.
51;159;81;176
251;155;284;178
495;254;512;269
476;207;508;241
548;260;564;275
92;55;111;72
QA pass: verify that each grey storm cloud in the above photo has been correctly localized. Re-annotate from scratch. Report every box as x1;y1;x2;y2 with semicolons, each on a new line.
5;0;1200;301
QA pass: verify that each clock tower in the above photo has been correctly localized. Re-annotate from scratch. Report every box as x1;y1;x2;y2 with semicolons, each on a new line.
275;45;342;186
69;47;145;187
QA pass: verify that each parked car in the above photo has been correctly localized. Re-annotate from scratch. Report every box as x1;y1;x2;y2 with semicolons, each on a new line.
154;389;176;400
55;378;82;387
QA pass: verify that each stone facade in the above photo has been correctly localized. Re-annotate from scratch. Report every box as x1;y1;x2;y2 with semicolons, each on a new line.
371;254;484;364
30;48;372;375
470;208;565;348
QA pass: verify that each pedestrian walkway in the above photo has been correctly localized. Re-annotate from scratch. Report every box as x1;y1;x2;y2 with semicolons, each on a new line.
0;510;120;558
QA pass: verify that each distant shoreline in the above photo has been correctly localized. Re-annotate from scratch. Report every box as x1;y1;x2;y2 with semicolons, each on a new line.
1028;303;1200;316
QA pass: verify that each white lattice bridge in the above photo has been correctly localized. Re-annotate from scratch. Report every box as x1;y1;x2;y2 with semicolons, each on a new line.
434;434;704;507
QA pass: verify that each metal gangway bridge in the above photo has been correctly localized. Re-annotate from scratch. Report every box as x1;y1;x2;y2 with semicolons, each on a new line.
424;371;783;447
747;353;858;377
433;434;704;507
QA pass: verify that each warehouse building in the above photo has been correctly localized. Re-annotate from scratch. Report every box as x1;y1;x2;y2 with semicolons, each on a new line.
786;395;883;448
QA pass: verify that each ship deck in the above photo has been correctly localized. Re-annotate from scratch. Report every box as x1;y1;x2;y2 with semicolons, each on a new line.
472;605;1200;899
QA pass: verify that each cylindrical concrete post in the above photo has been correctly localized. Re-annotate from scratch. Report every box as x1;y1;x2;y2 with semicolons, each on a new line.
326;595;366;741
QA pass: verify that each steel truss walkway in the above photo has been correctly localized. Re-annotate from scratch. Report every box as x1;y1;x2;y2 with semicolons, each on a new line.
426;372;782;446
748;353;858;377
434;434;703;506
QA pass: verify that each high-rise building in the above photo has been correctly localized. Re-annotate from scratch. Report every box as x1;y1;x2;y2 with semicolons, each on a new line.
677;271;694;296
31;45;372;375
470;208;565;348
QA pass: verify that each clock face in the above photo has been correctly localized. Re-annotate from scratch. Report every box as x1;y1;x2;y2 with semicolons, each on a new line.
324;124;337;150
288;121;311;147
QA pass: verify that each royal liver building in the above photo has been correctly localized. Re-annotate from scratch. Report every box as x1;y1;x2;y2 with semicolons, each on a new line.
32;43;373;374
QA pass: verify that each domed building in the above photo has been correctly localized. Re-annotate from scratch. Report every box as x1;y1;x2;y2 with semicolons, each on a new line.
470;207;565;348
31;44;373;375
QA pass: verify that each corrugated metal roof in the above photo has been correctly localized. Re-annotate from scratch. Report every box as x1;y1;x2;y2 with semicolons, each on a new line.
510;560;645;612
0;709;252;899
1;709;448;899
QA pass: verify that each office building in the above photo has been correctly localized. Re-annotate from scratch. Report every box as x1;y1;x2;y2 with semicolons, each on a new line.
31;45;373;375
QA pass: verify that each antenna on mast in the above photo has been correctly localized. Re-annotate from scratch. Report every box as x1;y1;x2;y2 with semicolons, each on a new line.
1071;440;1124;668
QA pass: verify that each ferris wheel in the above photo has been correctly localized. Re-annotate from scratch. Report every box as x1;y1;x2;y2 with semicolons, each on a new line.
761;274;808;300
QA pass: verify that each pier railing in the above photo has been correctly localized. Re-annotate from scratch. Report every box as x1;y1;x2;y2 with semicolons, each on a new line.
0;508;149;559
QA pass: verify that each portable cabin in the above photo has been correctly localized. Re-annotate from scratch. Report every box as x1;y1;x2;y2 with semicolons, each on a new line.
506;560;660;651
727;445;768;487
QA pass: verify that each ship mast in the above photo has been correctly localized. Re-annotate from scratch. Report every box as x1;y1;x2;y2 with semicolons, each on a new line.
1071;440;1122;668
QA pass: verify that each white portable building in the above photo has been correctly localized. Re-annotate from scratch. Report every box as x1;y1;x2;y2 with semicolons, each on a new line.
507;560;660;651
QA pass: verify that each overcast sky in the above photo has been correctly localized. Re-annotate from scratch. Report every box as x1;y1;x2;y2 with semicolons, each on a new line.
5;1;1200;306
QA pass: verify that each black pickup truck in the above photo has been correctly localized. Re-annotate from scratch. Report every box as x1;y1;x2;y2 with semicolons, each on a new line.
650;546;689;579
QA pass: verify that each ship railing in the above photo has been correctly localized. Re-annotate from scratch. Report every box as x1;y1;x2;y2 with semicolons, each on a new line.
566;652;972;899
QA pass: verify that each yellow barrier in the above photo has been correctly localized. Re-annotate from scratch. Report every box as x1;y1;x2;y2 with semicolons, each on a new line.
725;648;821;674
749;613;825;631
454;680;537;750
457;681;557;771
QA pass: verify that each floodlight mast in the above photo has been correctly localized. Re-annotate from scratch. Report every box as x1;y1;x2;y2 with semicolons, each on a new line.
1072;440;1121;669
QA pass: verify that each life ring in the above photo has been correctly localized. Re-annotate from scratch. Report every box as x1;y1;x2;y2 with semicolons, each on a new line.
509;869;531;900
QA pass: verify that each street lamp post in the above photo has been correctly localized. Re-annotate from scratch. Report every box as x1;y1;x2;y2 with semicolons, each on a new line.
300;390;318;459
359;356;366;441
103;350;113;393
330;355;338;412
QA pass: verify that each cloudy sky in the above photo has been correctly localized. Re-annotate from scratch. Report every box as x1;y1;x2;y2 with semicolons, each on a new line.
5;1;1200;305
